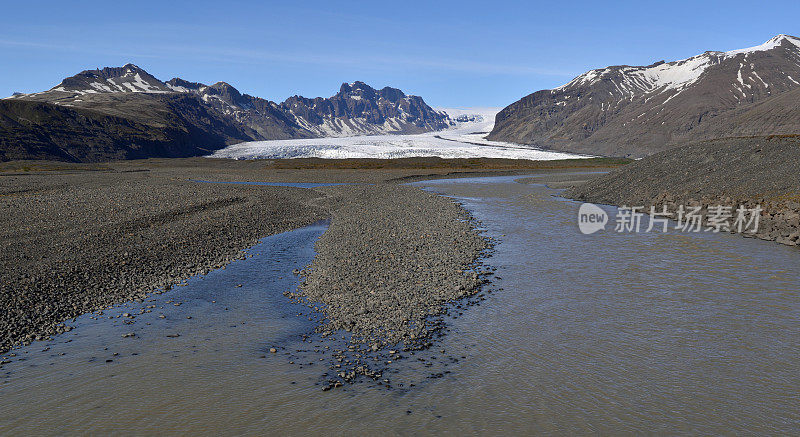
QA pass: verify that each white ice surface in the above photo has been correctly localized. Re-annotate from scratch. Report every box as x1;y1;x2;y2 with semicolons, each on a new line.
210;108;590;160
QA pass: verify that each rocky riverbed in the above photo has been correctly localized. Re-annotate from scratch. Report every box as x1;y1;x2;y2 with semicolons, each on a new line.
0;156;624;377
0;168;327;354
3;157;574;357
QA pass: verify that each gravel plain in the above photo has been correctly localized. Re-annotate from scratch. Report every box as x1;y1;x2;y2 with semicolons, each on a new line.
0;156;625;386
0;158;543;356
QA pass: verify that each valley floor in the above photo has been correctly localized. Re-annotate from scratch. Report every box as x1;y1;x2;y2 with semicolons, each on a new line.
2;165;798;434
0;157;620;355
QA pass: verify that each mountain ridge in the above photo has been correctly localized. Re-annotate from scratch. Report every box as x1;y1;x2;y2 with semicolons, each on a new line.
1;65;451;162
488;34;800;157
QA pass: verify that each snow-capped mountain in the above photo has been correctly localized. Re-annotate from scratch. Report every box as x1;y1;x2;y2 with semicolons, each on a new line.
49;64;173;94
164;78;312;140
9;64;449;140
2;65;451;161
281;81;451;136
488;34;800;157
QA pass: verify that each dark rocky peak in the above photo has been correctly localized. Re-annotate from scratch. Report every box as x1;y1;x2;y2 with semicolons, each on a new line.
53;63;170;93
282;94;323;107
339;81;374;94
165;77;205;92
96;63;148;79
337;81;378;101
205;81;244;103
165;78;249;107
282;94;304;105
377;86;406;102
334;82;411;103
86;64;158;83
182;82;248;107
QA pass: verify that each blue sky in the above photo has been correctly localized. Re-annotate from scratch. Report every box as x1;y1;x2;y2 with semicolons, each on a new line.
2;0;798;107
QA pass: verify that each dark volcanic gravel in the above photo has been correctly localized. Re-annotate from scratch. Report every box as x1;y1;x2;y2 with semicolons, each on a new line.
1;158;502;387
0;169;326;353
288;184;491;364
566;136;800;247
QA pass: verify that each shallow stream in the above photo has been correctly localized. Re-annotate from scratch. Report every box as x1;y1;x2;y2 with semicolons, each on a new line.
2;174;798;434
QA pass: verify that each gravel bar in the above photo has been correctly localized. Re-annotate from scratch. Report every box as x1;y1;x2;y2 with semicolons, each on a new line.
290;183;491;353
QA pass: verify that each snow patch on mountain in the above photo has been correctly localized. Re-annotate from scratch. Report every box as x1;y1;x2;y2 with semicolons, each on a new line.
554;34;800;100
489;34;800;157
724;34;800;58
558;54;714;96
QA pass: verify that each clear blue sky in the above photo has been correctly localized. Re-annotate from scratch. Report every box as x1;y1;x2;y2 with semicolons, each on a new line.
2;0;798;107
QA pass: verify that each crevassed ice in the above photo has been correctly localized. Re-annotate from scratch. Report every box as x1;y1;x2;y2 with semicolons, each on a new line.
210;108;592;161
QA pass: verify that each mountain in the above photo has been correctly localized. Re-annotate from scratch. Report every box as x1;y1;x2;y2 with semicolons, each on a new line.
488;34;800;157
164;79;313;140
1;64;450;162
50;64;174;94
0;97;251;162
281;81;451;136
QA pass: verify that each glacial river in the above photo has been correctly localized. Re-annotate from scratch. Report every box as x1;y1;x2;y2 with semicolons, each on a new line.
1;174;798;434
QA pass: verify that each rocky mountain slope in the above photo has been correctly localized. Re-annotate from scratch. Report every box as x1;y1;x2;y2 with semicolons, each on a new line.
282;81;451;136
489;35;800;157
0;95;256;162
1;64;450;162
566;135;800;247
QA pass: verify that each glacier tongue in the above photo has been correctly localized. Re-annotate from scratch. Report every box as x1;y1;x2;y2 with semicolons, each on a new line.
210;108;589;160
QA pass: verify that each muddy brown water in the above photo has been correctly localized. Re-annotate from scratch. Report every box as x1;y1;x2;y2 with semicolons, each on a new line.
1;174;799;435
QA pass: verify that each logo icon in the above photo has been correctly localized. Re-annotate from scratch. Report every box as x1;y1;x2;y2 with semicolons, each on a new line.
578;203;608;234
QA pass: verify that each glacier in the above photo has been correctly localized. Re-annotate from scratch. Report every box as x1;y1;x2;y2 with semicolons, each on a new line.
209;108;590;160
